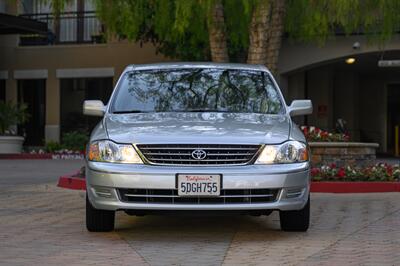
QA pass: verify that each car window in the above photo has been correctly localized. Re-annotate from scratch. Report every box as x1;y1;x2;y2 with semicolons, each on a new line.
111;68;284;114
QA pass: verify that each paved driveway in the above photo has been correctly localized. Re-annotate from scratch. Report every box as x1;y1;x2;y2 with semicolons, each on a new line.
0;160;399;266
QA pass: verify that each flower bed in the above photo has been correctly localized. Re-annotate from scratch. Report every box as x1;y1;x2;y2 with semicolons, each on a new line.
311;163;400;182
301;126;349;142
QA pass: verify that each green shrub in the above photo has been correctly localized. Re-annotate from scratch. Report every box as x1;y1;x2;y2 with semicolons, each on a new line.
0;101;30;135
62;131;89;152
45;141;62;153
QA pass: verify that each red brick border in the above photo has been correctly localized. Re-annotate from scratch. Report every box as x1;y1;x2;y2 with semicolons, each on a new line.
58;174;86;190
57;172;400;193
0;153;84;160
0;153;53;160
311;181;400;193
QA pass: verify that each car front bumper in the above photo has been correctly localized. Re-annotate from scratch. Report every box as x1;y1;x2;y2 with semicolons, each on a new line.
86;161;310;212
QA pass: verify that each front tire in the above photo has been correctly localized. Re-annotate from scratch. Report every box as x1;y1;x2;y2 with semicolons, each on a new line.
86;195;115;232
279;196;310;232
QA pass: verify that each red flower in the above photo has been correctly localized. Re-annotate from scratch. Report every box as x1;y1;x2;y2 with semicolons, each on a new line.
311;168;320;177
337;167;346;178
320;131;329;140
330;163;337;169
386;165;393;176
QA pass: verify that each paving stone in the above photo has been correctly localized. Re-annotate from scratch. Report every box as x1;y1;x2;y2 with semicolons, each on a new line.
1;160;399;266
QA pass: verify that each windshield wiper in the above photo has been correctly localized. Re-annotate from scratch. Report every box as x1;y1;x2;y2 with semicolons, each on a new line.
113;110;145;114
184;109;230;112
113;109;232;114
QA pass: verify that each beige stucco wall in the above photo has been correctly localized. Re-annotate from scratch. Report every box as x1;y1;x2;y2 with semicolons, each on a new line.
5;78;17;103
46;74;59;126
0;41;168;77
0;35;169;142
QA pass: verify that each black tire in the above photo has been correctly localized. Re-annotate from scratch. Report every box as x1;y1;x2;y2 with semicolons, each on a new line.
279;196;310;232
86;195;115;232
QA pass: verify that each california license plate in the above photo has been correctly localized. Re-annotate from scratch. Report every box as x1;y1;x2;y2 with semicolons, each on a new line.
177;174;221;196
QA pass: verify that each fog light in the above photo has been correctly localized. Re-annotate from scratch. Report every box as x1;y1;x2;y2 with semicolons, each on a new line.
286;188;304;198
93;187;113;198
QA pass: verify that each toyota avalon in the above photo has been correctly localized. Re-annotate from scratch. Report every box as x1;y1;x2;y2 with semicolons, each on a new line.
83;62;313;232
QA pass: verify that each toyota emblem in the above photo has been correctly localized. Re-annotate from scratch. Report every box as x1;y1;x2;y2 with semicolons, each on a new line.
191;149;207;160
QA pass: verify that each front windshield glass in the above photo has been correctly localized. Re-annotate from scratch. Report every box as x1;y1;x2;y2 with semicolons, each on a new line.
111;68;284;114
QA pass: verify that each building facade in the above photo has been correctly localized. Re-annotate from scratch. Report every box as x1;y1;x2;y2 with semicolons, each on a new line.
1;0;399;154
0;0;167;146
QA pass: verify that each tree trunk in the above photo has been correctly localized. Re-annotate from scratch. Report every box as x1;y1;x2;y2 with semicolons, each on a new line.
208;0;229;62
265;0;286;74
247;1;272;65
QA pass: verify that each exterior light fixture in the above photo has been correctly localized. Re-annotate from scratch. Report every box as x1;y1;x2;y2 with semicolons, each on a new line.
345;57;356;64
352;42;361;50
378;60;400;67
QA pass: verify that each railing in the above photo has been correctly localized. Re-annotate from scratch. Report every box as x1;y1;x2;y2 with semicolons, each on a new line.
19;11;104;46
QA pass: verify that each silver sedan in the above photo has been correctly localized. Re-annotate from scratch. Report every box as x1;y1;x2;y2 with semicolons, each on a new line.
83;62;313;232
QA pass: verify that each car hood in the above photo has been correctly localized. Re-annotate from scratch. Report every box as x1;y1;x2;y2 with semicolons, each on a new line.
105;112;290;144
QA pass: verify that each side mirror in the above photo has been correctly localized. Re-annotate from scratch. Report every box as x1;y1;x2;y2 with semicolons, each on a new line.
288;100;313;116
83;100;105;116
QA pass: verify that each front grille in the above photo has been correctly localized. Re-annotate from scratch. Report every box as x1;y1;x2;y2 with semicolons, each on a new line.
118;188;279;204
136;144;261;165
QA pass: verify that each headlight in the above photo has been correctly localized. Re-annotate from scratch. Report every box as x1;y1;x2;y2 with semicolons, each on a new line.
88;140;143;164
255;141;309;164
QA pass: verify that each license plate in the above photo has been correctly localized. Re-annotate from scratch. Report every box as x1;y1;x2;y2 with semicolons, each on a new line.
177;174;221;197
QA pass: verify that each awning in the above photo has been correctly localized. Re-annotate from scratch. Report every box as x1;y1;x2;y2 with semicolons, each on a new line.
0;13;47;35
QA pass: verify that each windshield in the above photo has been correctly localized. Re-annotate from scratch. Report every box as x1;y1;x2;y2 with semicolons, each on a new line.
110;68;284;114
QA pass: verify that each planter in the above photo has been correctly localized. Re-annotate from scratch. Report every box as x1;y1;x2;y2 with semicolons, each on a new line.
0;136;24;154
309;142;379;167
311;181;400;193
